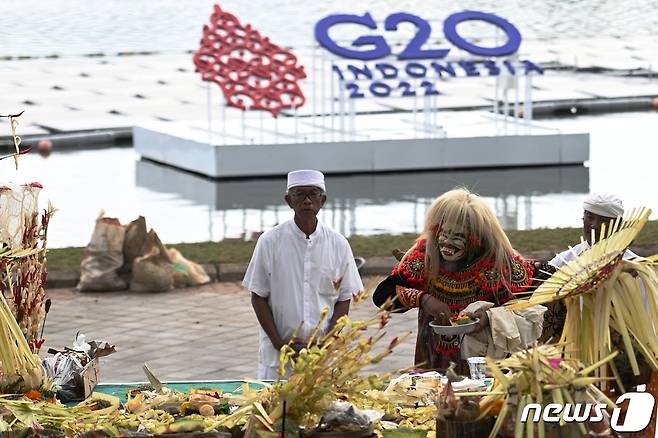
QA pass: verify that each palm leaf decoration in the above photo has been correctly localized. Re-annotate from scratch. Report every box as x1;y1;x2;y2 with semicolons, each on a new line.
0;246;41;260
510;207;650;305
507;207;658;388
479;344;617;438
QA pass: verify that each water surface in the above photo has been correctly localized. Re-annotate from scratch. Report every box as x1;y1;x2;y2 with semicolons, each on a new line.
3;110;655;248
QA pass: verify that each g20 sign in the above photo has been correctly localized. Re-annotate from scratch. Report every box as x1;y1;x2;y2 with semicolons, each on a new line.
314;11;543;99
315;11;522;60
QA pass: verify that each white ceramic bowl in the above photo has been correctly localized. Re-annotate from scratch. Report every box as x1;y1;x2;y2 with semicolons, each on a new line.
429;318;480;336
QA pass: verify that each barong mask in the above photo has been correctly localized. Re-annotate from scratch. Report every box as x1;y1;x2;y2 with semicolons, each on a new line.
436;222;478;263
437;230;466;262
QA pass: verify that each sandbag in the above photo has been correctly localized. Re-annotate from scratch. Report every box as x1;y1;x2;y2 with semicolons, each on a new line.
123;216;148;267
80;213;211;292
130;248;176;292
140;229;171;263
77;213;127;292
130;230;175;292
168;248;211;287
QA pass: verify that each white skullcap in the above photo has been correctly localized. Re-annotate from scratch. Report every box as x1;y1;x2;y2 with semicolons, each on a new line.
286;169;326;192
583;193;624;218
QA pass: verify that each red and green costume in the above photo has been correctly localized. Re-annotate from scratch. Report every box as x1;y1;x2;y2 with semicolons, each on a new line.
373;238;537;370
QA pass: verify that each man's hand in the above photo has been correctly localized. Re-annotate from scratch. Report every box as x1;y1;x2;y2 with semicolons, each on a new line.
274;337;307;352
420;295;451;325
329;299;350;330
287;337;323;359
290;337;307;353
465;309;489;333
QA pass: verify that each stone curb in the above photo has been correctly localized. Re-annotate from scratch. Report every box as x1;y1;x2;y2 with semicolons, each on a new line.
43;245;658;291
46;271;81;289
37;248;579;290
45;259;397;290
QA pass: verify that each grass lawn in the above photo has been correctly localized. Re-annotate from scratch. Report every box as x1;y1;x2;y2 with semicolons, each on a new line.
46;221;658;272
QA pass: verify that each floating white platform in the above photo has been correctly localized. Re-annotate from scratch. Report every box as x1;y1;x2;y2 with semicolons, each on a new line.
133;112;589;178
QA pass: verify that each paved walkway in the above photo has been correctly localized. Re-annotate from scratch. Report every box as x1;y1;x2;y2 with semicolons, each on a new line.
42;277;418;383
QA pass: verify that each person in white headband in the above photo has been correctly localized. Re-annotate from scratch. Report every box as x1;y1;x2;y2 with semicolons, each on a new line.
549;193;635;269
582;192;624;218
243;169;363;380
582;192;624;244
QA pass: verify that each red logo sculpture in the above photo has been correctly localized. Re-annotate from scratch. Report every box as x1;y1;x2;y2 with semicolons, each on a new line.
193;4;307;117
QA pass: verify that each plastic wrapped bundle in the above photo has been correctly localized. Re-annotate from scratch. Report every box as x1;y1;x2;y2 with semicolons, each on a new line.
0;182;41;248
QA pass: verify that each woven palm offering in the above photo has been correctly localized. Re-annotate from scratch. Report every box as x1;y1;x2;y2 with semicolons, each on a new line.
478;344;617;438
507;207;658;387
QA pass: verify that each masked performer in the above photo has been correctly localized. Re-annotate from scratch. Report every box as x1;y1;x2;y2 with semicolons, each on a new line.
373;189;547;371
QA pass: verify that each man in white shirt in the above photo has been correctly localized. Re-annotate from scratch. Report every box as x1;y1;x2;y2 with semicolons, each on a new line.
549;192;638;268
242;169;364;380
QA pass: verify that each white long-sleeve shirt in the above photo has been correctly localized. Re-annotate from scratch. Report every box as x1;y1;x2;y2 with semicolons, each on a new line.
548;241;638;268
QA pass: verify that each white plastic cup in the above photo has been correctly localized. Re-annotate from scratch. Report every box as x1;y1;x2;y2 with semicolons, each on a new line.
467;356;487;380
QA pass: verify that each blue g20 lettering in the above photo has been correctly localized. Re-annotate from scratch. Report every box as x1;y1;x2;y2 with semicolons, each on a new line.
384;13;450;60
315;10;522;61
314;13;391;60
443;11;521;57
